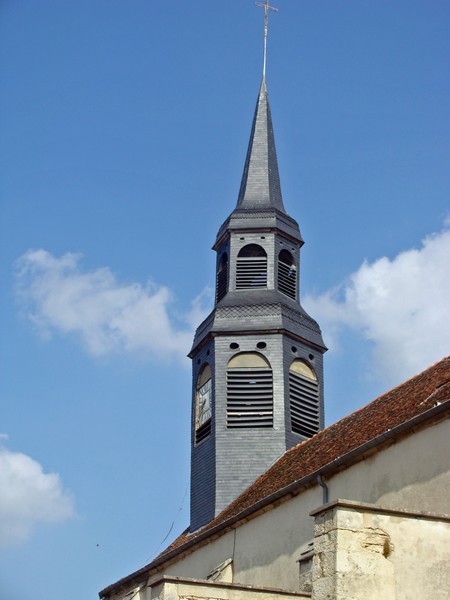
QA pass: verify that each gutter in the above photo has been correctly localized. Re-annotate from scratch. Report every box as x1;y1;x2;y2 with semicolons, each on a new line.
317;474;328;505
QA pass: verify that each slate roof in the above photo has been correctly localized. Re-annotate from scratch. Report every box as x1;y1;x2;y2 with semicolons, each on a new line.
214;206;303;248
237;77;285;212
213;79;303;249
100;356;450;598
190;290;326;355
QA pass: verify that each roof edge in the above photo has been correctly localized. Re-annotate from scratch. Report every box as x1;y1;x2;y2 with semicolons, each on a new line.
99;398;450;598
149;575;310;597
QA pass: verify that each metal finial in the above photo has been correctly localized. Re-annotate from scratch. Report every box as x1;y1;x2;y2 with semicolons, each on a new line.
255;0;278;79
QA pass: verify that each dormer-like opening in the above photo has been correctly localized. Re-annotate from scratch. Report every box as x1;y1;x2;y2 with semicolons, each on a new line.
226;352;273;428
195;364;212;444
278;249;297;300
289;360;319;438
216;252;228;302
236;244;267;290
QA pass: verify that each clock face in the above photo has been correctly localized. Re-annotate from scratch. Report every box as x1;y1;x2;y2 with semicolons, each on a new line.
196;378;211;428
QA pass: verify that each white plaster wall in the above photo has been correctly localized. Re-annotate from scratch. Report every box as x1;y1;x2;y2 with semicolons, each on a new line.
328;418;449;514
161;485;322;593
232;487;320;591
388;515;450;599
162;530;235;581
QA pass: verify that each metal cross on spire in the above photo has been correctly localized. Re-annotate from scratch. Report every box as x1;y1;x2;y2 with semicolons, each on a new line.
255;0;278;79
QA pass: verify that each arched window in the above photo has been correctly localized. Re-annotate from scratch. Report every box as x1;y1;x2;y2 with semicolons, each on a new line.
278;250;297;300
236;244;267;289
289;360;319;438
226;352;273;428
216;252;228;302
195;365;212;443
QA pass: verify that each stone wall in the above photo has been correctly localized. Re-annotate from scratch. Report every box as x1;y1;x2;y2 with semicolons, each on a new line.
311;500;450;600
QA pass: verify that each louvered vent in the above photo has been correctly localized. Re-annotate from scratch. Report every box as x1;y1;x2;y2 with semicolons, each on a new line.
289;370;319;438
216;269;227;301
236;257;267;289
227;368;273;428
216;253;228;302
195;420;211;444
236;244;267;290
278;250;296;299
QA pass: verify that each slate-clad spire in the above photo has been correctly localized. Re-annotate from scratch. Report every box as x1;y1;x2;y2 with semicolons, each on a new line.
237;78;285;212
189;74;326;532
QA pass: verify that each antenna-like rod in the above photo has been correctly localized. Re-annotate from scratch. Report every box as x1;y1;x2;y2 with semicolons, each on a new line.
255;0;278;79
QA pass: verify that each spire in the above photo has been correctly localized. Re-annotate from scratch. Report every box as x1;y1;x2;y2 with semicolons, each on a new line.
236;78;286;213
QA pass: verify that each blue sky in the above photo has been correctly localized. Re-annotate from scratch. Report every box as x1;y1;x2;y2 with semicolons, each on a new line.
1;1;449;599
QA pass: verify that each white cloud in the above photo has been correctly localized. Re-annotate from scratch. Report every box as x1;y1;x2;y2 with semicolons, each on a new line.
0;442;74;547
15;250;212;361
304;225;450;384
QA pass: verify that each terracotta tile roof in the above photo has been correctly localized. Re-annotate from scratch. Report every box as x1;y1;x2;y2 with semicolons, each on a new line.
162;356;450;554
100;356;450;597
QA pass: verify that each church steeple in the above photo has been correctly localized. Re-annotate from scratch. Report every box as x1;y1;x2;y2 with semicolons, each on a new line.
188;5;326;532
188;75;327;531
237;78;285;212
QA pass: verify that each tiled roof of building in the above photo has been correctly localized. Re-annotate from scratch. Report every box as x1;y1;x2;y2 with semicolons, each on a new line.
100;356;450;597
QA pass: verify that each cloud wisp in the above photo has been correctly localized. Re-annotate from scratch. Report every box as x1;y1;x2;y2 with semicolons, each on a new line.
304;224;450;385
15;250;212;362
0;437;74;547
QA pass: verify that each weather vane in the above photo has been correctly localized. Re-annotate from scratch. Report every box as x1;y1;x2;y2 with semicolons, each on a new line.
255;0;278;79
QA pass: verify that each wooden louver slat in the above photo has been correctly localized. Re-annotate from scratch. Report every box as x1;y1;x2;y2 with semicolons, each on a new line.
236;257;267;289
216;267;227;302
227;368;273;428
278;260;296;299
195;420;211;444
289;371;319;438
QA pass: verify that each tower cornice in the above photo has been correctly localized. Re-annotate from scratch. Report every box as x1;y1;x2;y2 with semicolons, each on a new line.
213;207;303;250
190;294;326;357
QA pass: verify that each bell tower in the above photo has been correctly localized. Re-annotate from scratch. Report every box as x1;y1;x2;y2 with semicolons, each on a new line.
189;77;327;531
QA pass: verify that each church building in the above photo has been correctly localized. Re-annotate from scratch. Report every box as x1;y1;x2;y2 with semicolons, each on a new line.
99;20;450;600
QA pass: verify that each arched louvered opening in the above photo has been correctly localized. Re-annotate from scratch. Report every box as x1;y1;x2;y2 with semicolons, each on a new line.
216;253;228;302
236;244;267;289
195;364;212;444
289;360;319;438
278;249;297;300
227;352;273;428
